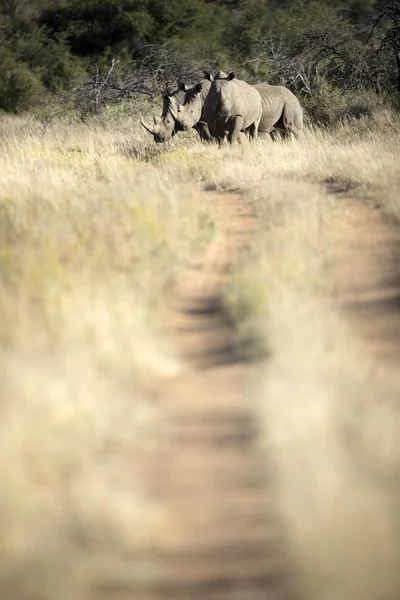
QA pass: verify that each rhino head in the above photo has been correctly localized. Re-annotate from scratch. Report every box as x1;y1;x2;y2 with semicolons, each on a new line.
168;72;226;131
140;114;168;143
140;83;188;143
168;82;204;131
206;71;237;118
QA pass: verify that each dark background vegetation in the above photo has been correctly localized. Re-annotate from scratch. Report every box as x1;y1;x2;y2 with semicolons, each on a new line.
0;0;399;123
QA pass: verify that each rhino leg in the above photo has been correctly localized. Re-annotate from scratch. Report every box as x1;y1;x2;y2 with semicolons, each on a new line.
227;116;244;144
270;126;289;141
247;122;259;140
279;103;303;138
270;115;295;141
194;121;214;143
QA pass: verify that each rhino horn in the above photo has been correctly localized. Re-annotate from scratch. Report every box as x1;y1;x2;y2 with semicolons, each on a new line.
140;114;160;135
168;97;180;120
168;104;179;120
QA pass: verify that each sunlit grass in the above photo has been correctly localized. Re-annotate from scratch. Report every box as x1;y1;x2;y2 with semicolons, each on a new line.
207;112;400;600
0;106;400;599
0;114;214;599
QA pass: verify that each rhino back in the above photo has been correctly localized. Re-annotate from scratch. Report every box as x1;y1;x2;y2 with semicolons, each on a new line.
254;83;303;133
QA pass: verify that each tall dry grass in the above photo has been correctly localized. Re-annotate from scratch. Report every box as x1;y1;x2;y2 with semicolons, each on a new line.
160;110;400;599
1;106;400;599
0;114;214;599
210;113;400;600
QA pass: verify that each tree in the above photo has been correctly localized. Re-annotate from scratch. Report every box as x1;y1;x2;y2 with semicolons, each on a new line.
369;1;400;94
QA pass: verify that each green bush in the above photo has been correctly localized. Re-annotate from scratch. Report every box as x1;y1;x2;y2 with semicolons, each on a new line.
302;77;381;125
0;49;45;113
0;0;397;116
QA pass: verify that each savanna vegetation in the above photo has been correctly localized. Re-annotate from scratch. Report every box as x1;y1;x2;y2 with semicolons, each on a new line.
1;0;400;599
0;0;399;122
1;105;400;600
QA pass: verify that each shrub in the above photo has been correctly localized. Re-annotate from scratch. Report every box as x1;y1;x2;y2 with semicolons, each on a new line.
302;77;381;125
0;49;45;113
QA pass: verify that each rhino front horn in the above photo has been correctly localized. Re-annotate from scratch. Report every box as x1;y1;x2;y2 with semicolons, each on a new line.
140;115;156;134
168;105;179;120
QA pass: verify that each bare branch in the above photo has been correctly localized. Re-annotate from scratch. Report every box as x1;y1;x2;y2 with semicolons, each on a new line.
74;45;216;118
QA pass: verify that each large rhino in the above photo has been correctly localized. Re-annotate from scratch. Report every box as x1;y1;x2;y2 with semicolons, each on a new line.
200;71;263;144
140;80;215;143
169;72;303;141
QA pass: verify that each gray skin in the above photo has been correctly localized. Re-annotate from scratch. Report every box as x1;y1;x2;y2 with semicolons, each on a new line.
168;73;228;143
140;84;187;143
169;74;303;142
205;71;262;144
140;82;214;143
170;71;262;144
253;83;303;138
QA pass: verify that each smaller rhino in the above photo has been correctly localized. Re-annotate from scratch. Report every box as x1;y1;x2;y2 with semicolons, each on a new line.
141;82;214;143
168;76;221;143
140;83;188;143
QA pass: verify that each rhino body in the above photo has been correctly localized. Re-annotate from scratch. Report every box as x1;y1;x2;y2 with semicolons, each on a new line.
203;72;262;144
254;83;303;138
140;81;214;143
169;74;303;142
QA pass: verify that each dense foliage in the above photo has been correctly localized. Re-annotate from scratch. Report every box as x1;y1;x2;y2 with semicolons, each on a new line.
0;0;399;121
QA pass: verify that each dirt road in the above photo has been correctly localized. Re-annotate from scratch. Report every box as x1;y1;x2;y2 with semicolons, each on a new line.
153;191;293;600
104;187;400;600
329;194;400;367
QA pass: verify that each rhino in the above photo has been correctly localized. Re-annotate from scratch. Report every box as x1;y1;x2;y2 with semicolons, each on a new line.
140;81;214;143
169;72;303;141
140;83;188;143
201;71;263;144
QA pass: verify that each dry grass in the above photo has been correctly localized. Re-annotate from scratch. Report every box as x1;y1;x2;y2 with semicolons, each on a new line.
1;106;400;599
0;114;214;599
212;113;400;599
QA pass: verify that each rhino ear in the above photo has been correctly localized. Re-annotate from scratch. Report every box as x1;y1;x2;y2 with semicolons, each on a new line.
203;71;214;83
227;71;236;81
178;81;188;92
